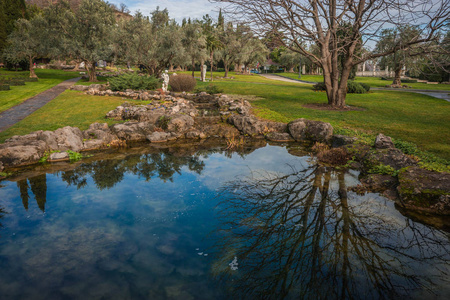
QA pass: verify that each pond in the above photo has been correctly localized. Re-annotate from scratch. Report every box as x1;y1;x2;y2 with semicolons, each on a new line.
0;142;449;299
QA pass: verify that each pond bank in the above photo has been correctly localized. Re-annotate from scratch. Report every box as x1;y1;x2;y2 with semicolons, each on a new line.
0;89;449;217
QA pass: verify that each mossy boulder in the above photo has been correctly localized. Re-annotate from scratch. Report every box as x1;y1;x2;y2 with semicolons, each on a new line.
365;148;417;170
397;167;450;215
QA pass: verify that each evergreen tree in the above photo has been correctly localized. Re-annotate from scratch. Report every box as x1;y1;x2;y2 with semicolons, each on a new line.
0;0;28;56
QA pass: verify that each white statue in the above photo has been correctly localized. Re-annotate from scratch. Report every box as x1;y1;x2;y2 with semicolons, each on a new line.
161;70;169;92
201;65;207;82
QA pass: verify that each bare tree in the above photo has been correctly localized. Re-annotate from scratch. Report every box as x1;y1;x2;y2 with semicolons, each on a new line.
214;0;450;107
119;3;130;14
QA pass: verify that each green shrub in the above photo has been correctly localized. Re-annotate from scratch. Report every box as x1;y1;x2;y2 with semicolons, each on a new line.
206;84;224;94
23;77;39;82
312;82;326;91
108;73;159;91
8;79;25;86
0;84;10;91
313;81;369;94
169;74;197;92
359;83;371;92
347;81;367;94
401;79;417;83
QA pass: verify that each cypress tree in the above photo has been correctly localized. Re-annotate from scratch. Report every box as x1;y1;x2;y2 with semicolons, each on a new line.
217;8;224;30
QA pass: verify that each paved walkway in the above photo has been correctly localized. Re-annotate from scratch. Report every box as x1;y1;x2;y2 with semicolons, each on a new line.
259;73;316;84
260;74;450;102
0;77;80;132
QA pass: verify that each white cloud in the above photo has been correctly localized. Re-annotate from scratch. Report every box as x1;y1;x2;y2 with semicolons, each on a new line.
110;0;224;23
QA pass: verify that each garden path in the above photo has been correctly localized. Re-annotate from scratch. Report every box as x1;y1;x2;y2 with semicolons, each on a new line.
0;77;80;132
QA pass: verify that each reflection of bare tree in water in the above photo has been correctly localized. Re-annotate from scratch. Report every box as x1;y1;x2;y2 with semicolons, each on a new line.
213;166;450;299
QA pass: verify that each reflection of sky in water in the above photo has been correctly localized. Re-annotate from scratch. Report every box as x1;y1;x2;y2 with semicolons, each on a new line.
0;144;449;300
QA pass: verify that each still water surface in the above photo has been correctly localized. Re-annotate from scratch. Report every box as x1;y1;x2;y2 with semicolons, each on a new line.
0;143;449;299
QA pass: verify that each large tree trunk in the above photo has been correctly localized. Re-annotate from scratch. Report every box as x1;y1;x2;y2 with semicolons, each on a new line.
288;67;294;73
210;51;214;82
392;67;402;85
169;64;174;72
29;56;37;78
323;58;351;108
192;58;195;77
88;62;97;82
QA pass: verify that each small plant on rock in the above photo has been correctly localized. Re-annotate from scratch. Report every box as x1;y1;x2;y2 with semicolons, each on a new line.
226;135;244;150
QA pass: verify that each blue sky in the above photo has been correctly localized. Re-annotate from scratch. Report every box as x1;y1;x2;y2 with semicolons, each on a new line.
109;0;224;23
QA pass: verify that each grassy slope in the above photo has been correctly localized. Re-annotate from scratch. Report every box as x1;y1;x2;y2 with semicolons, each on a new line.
0;69;80;113
0;71;448;160
278;72;450;90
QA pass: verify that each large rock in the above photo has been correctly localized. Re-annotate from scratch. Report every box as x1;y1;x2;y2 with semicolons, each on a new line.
374;133;395;149
53;126;84;152
201;124;240;138
167;114;195;132
265;132;295;142
398;167;450;215
365;148;417;170
70;85;89;91
110;122;154;142
49;151;70;162
82;123;118;150
0;139;48;166
228;115;287;136
38;131;59;149
106;105;126;120
147;132;172;143
332;135;357;148
288;118;333;143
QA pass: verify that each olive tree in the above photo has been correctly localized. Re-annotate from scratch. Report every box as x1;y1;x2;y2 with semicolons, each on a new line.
215;0;449;107
376;25;426;85
217;22;244;77
46;0;115;81
279;49;301;73
3;16;48;78
117;8;183;77
181;21;207;77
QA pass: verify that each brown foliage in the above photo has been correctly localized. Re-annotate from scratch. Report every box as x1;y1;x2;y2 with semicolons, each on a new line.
169;74;197;92
312;142;350;166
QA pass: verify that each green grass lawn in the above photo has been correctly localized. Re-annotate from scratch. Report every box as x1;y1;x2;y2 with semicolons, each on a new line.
0;90;141;142
1;70;448;162
0;68;80;113
278;72;450;90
